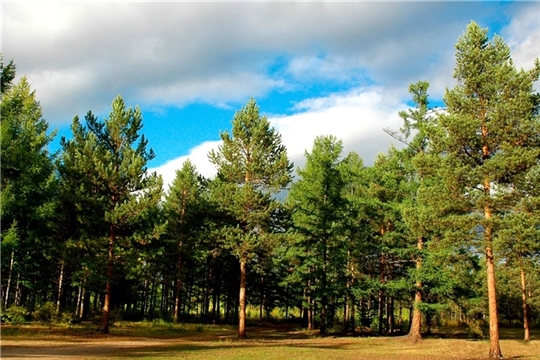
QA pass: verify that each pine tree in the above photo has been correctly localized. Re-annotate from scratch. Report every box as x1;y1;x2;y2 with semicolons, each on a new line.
287;135;348;334
208;98;292;338
364;147;410;336
497;149;540;341
388;81;438;342
1;73;56;310
1;55;16;94
423;22;540;358
59;95;163;333
339;151;370;333
163;160;207;323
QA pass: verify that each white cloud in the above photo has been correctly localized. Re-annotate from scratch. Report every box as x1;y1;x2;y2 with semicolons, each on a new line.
272;87;407;170
3;2;507;124
502;2;540;89
139;73;285;110
152;86;408;190
149;140;221;192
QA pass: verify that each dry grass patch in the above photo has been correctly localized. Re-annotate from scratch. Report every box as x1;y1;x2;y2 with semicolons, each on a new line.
1;323;539;359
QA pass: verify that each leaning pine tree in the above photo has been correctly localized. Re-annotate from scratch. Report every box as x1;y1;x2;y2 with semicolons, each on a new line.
422;22;540;359
60;95;163;334
209;99;292;339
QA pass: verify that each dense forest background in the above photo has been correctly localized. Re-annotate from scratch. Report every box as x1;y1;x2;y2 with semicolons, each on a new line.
1;21;539;357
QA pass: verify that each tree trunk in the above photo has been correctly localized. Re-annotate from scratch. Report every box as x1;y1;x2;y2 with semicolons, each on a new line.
56;260;65;314
408;236;423;342
307;279;314;330
285;283;289;321
378;290;384;335
238;259;247;339
344;295;349;332
320;296;327;335
486;236;502;358
226;289;231;324
76;285;83;317
483;126;502;359
259;276;265;322
3;250;15;309
80;284;86;319
350;294;356;333
320;234;328;335
102;224;115;334
173;247;182;323
520;266;530;342
345;251;352;332
14;262;23;306
388;296;394;334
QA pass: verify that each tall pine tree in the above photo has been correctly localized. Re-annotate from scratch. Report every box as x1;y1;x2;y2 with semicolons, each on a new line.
287;135;348;334
1;71;57;310
60;95;163;333
423;22;540;358
209;98;292;338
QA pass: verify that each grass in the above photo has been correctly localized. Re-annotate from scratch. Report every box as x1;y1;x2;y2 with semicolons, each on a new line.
1;322;539;359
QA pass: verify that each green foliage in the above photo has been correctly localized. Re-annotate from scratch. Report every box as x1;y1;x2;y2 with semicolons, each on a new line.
58;95;164;333
209;98;292;191
32;302;56;323
1;55;16;94
1;66;57;311
411;21;540;356
208;99;292;337
287;135;349;333
3;306;29;324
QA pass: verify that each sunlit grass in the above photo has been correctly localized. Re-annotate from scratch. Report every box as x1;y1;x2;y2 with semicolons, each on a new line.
1;322;539;359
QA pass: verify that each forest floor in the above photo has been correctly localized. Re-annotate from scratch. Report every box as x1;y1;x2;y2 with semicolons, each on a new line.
1;322;539;360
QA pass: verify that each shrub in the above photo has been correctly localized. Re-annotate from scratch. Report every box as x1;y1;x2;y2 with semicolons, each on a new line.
3;305;29;324
32;302;56;323
467;319;486;339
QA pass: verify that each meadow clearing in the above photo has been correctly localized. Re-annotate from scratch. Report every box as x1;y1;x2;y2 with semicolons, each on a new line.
1;322;539;360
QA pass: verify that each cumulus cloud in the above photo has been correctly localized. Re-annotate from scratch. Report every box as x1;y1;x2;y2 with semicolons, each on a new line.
151;86;407;190
149;140;222;192
273;87;407;169
502;2;540;89
3;1;508;124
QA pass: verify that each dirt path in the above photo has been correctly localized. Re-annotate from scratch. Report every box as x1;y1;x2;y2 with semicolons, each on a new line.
1;338;181;359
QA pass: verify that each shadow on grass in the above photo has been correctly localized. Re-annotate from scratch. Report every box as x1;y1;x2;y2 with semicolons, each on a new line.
2;323;538;359
420;326;539;341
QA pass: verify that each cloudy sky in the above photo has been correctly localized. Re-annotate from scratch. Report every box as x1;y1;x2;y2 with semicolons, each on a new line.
3;1;539;188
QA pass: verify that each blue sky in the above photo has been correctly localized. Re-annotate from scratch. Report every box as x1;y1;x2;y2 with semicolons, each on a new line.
3;1;539;188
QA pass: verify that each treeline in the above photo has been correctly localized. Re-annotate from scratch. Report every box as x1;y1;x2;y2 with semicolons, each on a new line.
1;22;539;358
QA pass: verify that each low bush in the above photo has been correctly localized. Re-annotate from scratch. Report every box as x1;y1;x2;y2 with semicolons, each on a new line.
3;305;29;324
32;302;56;323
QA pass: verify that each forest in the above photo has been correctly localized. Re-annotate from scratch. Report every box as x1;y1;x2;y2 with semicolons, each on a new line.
1;22;539;359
